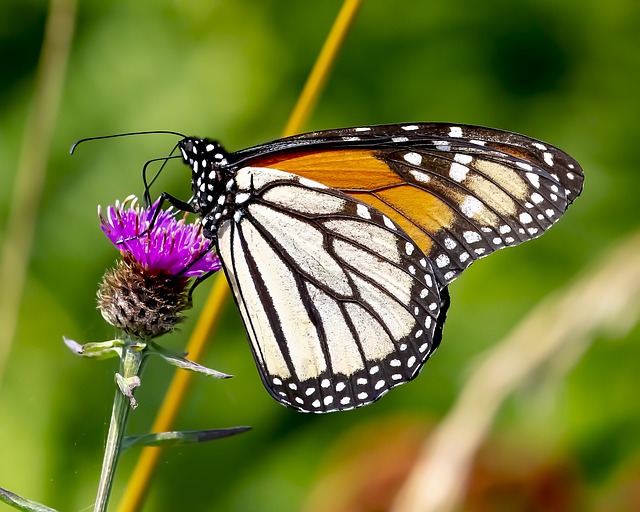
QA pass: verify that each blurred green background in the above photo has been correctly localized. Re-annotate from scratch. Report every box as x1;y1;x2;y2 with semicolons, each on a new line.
1;0;639;511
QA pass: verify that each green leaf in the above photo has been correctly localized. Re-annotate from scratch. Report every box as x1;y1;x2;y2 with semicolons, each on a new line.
63;336;126;359
148;342;232;379
122;427;252;450
0;487;60;512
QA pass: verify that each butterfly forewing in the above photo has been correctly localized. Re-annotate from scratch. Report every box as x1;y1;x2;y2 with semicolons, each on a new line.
234;123;584;286
215;167;447;412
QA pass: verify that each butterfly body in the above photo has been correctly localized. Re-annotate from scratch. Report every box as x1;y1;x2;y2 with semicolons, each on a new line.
177;123;583;413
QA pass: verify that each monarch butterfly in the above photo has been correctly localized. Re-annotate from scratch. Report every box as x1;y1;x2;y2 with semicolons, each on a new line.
173;123;583;413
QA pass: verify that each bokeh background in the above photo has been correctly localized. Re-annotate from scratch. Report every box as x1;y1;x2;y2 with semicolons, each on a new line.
1;0;639;511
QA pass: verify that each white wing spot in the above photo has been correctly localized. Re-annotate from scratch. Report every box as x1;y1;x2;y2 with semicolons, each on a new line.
391;374;403;381
400;343;407;351
454;153;473;164
425;274;433;287
516;161;533;171
420;288;428;299
505;236;515;243
354;127;371;132
444;271;455;281
407;356;417;367
405;242;415;255
492;237;503;245
475;248;486;255
526;172;540;188
295;397;304;404
370;366;380;375
519;212;533;224
383;216;396;229
341;397;351;405
545;209;555;217
450;162;469;182
499;225;512;234
336;382;346;392
567;172;575;180
436;253;450;268
425;317;432;329
419;258;427;267
532;142;547;150
404;152;423;166
375;380;386;390
206;143;216;152
357;378;367;385
408;265;416;275
390;359;401;367
528;227;539;235
392;136;409;142
273;377;282;385
470;139;486;146
312;400;321;408
321;379;330;388
459;252;470;263
409;170;431;183
415;330;424;338
444;238;457;249
463;230;482;243
449;126;463;137
543;152;554;166
289;383;297;390
305;387;316;396
419;343;429;353
358;392;369;399
324;395;334;405
342;136;360;141
356;204;371;219
402;125;419;131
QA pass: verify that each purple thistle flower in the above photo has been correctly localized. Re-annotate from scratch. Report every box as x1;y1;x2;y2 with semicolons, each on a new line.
97;196;220;339
99;195;221;277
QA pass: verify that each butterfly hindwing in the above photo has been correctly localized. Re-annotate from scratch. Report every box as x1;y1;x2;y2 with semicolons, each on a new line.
215;166;448;412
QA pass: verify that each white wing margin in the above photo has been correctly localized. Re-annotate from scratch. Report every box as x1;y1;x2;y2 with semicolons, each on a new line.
216;167;449;413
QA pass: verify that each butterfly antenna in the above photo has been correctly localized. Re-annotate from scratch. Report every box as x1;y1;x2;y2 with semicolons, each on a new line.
141;154;182;206
69;130;187;154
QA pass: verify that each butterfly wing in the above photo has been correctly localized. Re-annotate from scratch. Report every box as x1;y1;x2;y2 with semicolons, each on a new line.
231;123;584;286
215;166;449;413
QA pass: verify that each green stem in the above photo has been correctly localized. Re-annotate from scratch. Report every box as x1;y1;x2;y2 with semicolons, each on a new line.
94;343;145;512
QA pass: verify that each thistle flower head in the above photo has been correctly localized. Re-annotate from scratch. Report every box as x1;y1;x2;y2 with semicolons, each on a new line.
99;195;219;277
97;196;220;339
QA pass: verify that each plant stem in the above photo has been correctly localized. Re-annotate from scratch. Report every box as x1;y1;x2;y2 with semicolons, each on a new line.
95;344;145;512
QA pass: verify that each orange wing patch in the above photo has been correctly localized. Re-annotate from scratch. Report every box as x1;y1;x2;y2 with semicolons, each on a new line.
260;149;404;190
